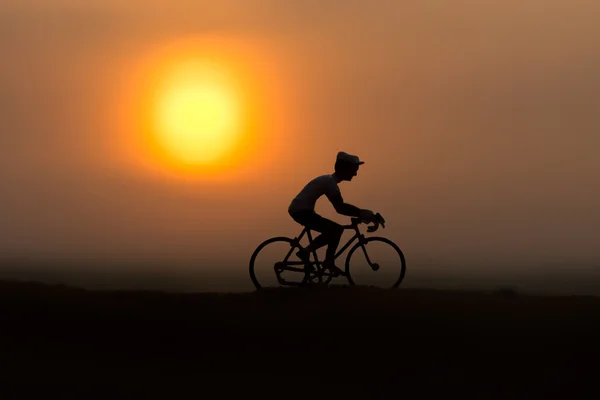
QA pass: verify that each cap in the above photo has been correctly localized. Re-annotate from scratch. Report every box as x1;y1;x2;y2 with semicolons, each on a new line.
336;151;364;165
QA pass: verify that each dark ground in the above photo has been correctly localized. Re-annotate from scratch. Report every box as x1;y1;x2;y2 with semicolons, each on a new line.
1;280;599;398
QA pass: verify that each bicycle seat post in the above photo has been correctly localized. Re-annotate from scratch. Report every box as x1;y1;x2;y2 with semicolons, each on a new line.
305;228;314;246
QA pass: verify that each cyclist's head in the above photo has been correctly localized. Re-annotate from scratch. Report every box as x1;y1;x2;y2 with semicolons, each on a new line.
334;151;364;181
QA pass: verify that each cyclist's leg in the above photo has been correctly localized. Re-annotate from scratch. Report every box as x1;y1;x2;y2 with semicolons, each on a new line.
319;222;344;273
290;211;320;270
291;211;328;250
291;211;339;250
293;212;344;274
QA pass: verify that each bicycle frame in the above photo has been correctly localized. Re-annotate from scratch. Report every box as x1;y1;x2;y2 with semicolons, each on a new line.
278;219;373;274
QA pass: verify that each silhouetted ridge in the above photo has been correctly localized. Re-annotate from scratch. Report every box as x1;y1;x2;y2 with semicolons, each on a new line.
0;279;599;398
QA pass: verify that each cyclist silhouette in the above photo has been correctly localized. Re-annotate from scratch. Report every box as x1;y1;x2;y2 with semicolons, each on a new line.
288;151;380;277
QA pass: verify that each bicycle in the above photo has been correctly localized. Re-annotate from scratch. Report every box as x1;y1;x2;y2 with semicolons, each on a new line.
249;213;406;290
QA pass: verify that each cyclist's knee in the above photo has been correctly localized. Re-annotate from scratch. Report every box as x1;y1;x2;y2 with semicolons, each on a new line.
328;224;344;239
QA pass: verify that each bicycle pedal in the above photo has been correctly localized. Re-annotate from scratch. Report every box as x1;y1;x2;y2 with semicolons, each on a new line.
276;274;287;285
275;262;287;273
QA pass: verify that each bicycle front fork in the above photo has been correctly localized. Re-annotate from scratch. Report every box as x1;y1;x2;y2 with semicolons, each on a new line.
358;244;380;271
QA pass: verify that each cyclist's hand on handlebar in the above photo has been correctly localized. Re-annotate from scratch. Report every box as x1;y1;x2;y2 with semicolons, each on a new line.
359;209;375;222
365;212;385;232
377;213;386;227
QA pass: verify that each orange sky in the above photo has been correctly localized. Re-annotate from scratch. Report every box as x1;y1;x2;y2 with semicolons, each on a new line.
1;1;599;293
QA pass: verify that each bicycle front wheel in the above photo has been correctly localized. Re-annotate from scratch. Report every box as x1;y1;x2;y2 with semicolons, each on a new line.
345;237;406;289
249;237;309;290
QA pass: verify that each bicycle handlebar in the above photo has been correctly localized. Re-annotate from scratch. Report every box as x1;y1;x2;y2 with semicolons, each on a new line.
348;213;386;232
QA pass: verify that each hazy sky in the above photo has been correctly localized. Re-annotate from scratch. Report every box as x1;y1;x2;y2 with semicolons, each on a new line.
1;1;599;291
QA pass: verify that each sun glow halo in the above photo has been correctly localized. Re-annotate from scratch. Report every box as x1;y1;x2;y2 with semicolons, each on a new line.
154;59;241;165
119;36;286;181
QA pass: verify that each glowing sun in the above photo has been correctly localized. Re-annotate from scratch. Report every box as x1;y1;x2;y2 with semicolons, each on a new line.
119;36;286;181
153;59;242;165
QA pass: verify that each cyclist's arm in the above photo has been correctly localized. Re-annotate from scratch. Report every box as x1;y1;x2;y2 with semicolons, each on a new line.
327;192;362;217
337;202;363;217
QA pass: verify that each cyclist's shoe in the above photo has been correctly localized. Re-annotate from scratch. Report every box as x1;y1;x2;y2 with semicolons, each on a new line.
296;248;309;263
296;249;314;273
323;261;345;277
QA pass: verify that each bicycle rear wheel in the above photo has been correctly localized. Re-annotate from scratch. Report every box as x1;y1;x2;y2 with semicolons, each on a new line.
249;237;309;290
344;237;406;289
